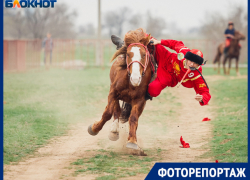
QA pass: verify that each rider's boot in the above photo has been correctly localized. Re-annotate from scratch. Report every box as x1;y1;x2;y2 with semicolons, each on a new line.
145;91;153;101
111;35;124;50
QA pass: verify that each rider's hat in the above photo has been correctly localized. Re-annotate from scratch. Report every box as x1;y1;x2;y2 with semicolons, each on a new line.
228;21;234;26
184;49;204;65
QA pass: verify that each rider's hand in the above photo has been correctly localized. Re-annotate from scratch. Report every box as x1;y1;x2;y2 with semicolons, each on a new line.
150;38;161;45
195;94;203;102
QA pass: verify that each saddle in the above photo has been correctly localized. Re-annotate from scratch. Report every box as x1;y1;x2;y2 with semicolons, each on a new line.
147;42;158;75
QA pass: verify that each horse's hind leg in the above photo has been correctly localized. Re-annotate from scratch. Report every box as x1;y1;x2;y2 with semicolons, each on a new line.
88;91;116;136
108;100;121;141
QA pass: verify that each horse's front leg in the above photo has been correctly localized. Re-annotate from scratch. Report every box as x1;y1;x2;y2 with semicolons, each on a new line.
108;100;121;141
126;100;146;150
88;91;116;136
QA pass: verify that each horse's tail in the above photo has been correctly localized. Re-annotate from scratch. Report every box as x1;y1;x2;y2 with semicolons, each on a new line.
213;45;222;64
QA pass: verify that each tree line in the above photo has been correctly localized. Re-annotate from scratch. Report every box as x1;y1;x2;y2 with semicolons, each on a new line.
4;3;247;41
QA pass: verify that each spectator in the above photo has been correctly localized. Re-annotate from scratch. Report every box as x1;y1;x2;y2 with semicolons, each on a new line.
42;33;53;66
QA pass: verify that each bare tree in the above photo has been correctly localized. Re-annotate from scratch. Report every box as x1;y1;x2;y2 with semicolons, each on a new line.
129;13;144;30
44;4;77;39
79;23;96;38
103;7;131;36
201;6;247;41
146;11;166;38
4;3;77;39
4;9;28;39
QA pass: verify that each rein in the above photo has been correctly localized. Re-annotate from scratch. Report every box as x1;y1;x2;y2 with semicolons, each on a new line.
126;43;155;76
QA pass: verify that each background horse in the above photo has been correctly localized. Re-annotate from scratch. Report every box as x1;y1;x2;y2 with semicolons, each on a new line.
88;29;153;153
213;31;245;75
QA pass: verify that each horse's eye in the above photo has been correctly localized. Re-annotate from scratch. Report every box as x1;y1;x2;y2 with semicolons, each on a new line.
127;53;130;57
142;53;146;58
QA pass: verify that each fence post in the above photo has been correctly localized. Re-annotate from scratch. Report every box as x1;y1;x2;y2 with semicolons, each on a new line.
4;40;8;72
17;40;26;71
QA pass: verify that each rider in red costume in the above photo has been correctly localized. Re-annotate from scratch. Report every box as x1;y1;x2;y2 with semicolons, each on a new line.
148;38;211;106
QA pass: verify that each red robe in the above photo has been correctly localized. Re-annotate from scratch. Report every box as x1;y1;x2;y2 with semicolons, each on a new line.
148;39;211;106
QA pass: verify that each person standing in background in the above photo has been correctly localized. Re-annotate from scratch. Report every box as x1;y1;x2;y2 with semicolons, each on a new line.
42;33;53;67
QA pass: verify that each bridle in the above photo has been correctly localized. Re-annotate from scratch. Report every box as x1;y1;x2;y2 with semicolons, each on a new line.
126;43;154;77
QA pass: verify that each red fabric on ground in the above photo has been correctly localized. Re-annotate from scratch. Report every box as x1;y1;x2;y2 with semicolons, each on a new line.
202;117;211;121
180;136;190;148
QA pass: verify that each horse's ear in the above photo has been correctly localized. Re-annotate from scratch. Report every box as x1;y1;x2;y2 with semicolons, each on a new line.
140;34;151;46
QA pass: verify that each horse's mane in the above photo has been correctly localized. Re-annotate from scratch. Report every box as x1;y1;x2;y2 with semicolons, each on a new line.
110;28;147;63
234;30;245;40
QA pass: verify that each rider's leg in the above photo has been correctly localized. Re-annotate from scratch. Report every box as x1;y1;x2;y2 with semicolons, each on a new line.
148;77;166;98
224;39;230;54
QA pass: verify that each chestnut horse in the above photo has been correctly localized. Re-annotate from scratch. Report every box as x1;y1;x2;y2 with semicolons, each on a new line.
88;29;153;152
213;31;245;75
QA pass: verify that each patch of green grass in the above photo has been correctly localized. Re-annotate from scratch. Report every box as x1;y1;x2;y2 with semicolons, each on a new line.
207;78;248;162
96;175;116;180
71;149;163;179
4;68;111;164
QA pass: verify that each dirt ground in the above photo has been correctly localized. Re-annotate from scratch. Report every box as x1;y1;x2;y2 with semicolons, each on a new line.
6;75;245;180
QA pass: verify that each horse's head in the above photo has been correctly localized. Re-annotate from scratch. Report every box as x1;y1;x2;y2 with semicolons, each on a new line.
235;31;246;41
126;34;151;86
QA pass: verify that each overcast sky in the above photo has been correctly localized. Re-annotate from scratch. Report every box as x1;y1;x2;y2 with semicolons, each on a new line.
61;0;247;31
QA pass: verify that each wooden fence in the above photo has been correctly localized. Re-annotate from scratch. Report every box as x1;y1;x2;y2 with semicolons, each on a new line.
3;39;247;72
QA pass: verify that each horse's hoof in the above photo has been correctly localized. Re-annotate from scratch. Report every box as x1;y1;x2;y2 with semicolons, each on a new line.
127;142;147;156
88;124;99;136
126;142;140;150
108;132;119;141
